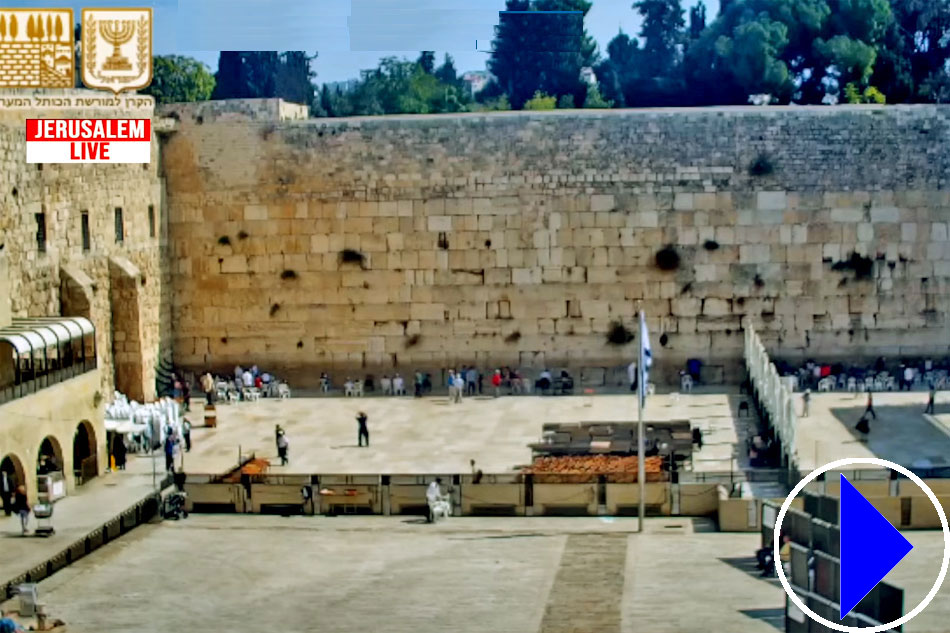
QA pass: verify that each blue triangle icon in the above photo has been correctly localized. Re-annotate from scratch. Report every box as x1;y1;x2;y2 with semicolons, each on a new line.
839;474;913;619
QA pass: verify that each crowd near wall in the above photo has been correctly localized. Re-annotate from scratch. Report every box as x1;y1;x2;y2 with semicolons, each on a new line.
161;103;950;385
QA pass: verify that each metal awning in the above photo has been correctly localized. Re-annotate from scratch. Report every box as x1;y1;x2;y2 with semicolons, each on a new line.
0;317;96;357
10;316;95;340
19;319;71;345
0;333;32;355
0;328;44;355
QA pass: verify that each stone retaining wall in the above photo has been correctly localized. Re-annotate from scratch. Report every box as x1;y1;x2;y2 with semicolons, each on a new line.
157;105;949;383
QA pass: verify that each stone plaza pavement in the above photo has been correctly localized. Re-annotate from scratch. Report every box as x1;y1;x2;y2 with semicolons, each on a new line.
178;390;758;475
794;390;950;472
0;454;161;587
22;514;950;633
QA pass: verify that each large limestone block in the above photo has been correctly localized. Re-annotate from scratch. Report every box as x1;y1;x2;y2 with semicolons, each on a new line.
411;303;446;321
739;244;770;264
757;191;787;211
244;204;268;221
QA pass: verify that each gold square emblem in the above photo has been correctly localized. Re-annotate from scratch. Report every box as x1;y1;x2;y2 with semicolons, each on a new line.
81;7;152;94
0;9;74;88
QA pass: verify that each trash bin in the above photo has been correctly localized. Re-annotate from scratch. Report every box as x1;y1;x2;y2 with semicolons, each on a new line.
17;583;38;616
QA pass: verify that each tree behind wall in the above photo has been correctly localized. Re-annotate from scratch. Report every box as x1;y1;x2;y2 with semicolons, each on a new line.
486;0;597;109
212;51;316;108
142;55;216;104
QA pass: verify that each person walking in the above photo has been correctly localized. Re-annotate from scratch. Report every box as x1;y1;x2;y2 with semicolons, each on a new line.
466;366;477;396
12;485;29;536
0;471;12;517
356;411;369;447
201;371;215;405
802;389;811;418
453;372;465;403
113;433;127;470
864;390;877;420
925;381;936;415
447;370;456;402
164;433;176;472
277;432;289;466
182;418;192;452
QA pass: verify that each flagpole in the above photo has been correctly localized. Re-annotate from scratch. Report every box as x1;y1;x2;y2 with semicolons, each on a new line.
638;310;645;533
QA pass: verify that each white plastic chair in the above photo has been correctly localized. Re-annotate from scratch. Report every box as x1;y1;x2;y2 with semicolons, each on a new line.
846;377;857;392
278;383;291;399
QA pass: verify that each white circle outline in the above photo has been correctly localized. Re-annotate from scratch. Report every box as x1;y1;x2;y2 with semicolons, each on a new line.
774;457;950;633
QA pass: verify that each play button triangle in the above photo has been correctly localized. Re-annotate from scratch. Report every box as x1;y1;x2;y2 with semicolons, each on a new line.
839;474;914;619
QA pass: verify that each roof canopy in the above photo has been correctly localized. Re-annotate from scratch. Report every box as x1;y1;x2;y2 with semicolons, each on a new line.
0;317;96;356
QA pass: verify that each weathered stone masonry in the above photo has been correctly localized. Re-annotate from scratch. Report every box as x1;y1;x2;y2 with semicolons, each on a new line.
161;104;950;384
0;94;170;400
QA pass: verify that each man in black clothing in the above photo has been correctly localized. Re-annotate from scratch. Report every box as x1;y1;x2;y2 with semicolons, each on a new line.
864;391;877;419
925;382;936;415
357;411;369;447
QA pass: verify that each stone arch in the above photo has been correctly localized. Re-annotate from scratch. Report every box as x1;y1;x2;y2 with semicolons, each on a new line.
1;453;26;489
37;435;64;476
73;420;98;485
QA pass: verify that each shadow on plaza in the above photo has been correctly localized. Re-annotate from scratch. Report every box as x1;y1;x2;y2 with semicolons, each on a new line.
829;402;950;469
719;557;785;631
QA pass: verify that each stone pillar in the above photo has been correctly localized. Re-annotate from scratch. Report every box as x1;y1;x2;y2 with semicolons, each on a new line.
0;253;10;328
109;257;150;402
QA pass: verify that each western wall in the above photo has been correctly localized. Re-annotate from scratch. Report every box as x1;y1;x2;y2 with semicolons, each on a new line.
161;102;950;385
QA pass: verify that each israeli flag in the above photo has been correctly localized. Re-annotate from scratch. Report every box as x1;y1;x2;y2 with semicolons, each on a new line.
639;311;652;410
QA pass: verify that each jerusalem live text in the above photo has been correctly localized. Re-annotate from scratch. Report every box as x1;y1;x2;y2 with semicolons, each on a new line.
25;119;152;164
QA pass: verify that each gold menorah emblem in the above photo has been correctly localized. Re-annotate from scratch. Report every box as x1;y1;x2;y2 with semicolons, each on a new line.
81;8;152;94
99;20;135;71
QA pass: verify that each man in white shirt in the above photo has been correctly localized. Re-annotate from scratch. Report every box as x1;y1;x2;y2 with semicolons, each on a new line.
392;374;405;395
453;373;465;403
903;365;915;391
380;375;392;395
242;370;254;388
627;361;637;392
426;478;443;522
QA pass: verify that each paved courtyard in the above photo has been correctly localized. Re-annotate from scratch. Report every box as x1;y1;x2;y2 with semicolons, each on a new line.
179;390;759;475
794;391;950;472
19;515;949;633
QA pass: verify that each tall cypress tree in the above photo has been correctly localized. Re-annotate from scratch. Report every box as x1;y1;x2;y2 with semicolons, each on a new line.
487;0;596;108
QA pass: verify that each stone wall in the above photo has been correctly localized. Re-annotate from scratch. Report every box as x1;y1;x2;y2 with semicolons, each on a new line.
162;104;950;384
0;90;170;398
0;370;106;504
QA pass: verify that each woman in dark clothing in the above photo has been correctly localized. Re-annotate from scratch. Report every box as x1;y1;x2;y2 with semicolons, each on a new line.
113;433;127;470
13;485;29;535
356;411;369;447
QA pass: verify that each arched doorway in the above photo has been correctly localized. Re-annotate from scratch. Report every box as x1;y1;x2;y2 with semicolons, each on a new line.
37;436;64;476
1;453;26;515
73;421;97;485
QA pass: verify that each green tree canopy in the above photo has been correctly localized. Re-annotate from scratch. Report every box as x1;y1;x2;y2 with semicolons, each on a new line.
684;0;893;104
486;0;598;109
143;55;216;105
212;51;317;109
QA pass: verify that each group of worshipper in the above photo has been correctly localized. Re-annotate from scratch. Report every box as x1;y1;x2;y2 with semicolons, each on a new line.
196;365;283;403
785;357;948;393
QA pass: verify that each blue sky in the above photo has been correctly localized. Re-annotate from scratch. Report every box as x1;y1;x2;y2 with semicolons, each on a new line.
6;0;718;82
